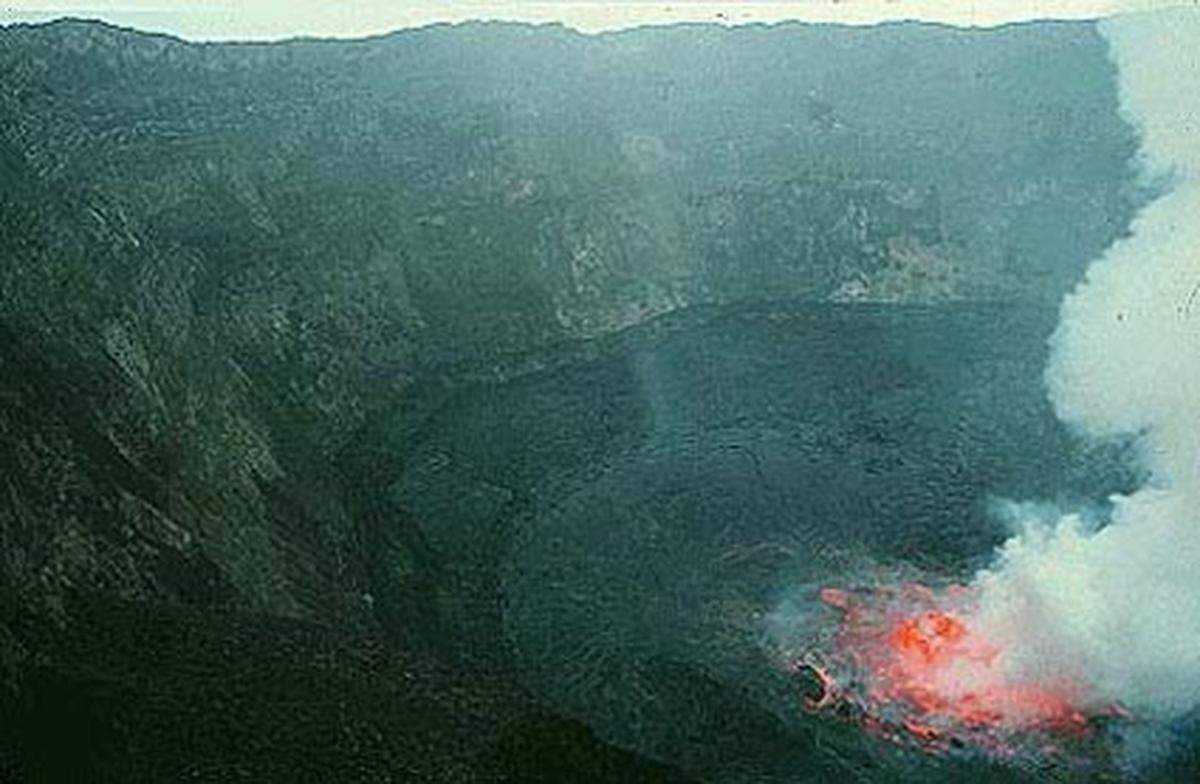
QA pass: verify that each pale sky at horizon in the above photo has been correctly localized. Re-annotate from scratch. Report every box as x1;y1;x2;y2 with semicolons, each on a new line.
0;0;1193;41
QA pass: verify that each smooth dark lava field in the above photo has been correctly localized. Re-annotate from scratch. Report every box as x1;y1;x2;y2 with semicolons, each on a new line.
415;302;1143;781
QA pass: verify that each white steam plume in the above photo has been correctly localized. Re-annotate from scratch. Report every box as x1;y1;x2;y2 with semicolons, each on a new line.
972;8;1200;720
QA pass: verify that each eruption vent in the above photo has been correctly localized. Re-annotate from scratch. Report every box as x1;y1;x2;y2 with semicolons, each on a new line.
796;582;1122;755
792;7;1200;757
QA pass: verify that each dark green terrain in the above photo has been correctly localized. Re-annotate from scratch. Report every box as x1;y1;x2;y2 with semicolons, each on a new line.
0;16;1167;782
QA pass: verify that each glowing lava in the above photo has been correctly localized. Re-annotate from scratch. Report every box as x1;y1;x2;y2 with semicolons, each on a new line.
798;582;1125;754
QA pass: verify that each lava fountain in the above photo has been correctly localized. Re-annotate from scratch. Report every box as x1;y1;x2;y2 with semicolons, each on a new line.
794;581;1127;756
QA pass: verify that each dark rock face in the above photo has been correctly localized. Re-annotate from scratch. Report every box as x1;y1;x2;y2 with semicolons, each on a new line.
0;16;1143;781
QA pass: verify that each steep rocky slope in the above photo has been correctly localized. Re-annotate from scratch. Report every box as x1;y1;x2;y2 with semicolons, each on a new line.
0;17;1140;780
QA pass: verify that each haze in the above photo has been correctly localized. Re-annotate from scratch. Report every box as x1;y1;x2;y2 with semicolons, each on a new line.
0;0;1187;40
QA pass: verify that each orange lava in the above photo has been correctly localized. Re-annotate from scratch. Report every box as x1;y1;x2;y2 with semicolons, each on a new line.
799;582;1123;754
891;611;967;664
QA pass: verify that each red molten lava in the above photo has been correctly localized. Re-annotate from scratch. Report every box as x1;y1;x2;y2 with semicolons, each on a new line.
800;582;1122;754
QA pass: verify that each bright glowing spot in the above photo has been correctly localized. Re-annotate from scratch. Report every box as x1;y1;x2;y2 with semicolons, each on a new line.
797;582;1128;755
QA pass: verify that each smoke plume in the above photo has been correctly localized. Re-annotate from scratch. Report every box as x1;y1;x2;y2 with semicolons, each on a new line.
971;8;1200;721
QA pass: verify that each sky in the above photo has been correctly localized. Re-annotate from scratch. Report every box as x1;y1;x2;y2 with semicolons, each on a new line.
0;0;1192;40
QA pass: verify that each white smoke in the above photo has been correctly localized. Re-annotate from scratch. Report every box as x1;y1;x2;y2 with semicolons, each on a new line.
971;8;1200;720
